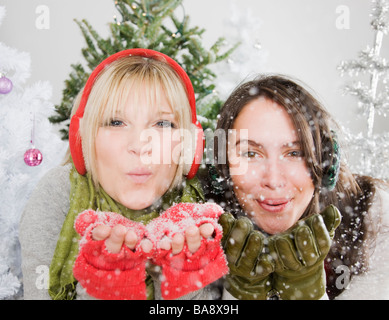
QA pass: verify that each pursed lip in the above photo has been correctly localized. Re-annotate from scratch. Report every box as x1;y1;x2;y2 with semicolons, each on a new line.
126;168;152;184
256;198;292;213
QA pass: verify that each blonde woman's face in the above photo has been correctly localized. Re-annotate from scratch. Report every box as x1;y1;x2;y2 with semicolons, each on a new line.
95;87;181;210
228;97;315;234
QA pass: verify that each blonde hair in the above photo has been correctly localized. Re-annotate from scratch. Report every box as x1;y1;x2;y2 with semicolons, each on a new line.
65;55;192;190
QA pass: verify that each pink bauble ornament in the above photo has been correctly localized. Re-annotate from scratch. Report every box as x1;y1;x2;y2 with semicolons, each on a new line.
0;75;13;94
24;148;43;166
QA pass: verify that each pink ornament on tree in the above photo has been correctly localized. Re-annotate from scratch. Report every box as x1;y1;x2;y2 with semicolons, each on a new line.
24;148;43;166
24;113;43;166
0;73;13;94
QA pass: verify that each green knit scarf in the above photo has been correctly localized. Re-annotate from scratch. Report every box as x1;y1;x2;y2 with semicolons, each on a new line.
48;164;204;300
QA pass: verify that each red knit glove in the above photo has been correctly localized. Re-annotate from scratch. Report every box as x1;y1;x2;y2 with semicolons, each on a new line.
73;210;148;300
146;203;228;300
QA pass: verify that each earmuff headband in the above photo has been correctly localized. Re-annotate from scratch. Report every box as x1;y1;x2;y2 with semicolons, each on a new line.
69;48;203;178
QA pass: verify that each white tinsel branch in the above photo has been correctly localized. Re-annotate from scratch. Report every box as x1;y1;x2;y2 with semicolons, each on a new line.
338;47;389;77
371;0;389;34
341;126;389;180
343;82;389;116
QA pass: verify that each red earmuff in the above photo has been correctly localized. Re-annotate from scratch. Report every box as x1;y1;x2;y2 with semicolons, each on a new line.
69;48;204;179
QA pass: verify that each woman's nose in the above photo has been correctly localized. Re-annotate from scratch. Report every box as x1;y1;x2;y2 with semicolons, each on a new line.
261;159;286;190
126;128;153;156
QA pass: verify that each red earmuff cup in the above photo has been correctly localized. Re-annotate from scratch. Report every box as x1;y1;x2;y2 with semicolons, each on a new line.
186;121;205;180
69;115;86;176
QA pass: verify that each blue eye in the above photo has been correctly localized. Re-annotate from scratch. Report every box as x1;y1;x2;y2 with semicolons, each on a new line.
109;119;124;127
156;120;176;128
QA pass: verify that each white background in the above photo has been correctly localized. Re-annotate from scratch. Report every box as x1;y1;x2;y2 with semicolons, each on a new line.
1;0;388;135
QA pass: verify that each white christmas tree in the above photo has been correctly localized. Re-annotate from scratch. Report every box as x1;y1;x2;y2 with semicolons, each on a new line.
0;6;67;299
198;0;268;166
338;0;389;180
211;0;268;101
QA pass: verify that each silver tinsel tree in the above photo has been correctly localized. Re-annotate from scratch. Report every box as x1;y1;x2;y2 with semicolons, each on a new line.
338;0;389;180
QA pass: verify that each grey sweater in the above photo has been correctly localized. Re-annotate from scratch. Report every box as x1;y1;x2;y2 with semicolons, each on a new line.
19;164;212;300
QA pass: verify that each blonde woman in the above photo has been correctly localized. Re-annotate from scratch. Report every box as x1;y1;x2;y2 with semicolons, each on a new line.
19;49;227;300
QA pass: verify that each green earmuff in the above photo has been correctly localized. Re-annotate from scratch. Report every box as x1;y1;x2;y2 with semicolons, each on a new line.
322;131;341;191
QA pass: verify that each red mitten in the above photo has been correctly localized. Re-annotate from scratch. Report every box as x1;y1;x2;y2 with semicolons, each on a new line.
73;210;148;300
146;203;229;300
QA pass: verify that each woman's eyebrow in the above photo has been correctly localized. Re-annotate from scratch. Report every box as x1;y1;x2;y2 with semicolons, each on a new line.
282;141;301;147
235;140;301;148
158;112;175;117
155;112;177;122
236;139;263;148
111;109;125;117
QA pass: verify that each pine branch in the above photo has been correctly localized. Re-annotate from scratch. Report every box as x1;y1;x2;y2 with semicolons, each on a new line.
371;0;389;33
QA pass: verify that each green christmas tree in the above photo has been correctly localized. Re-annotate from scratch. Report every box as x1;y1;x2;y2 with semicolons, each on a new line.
49;0;238;139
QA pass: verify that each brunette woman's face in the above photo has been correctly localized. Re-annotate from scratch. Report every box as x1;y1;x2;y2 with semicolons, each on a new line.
95;87;181;210
228;97;315;234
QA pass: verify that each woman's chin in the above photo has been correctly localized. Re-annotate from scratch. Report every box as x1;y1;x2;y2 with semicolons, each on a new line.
254;216;296;235
119;195;156;211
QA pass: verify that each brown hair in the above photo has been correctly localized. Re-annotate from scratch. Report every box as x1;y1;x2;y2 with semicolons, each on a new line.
215;74;378;298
